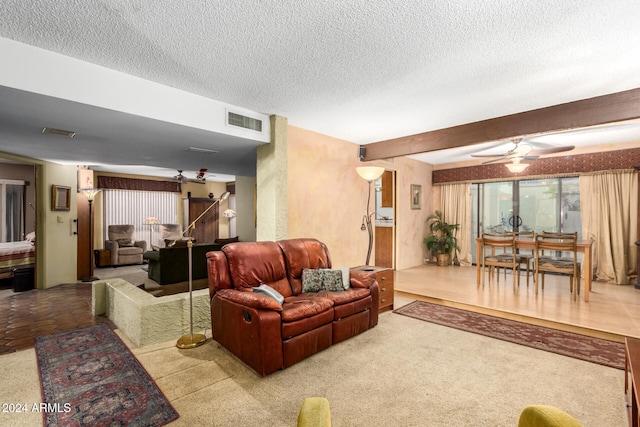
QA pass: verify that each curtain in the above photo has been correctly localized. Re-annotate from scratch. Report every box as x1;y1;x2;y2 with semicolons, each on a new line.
103;189;179;247
579;170;637;285
3;184;24;242
440;183;472;266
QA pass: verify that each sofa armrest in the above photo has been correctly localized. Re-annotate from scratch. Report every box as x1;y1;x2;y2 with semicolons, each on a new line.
211;294;284;376
143;250;160;262
134;240;147;252
349;269;377;288
105;240;118;265
216;289;283;312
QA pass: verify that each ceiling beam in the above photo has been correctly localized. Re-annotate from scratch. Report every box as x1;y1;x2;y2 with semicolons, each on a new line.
360;87;640;161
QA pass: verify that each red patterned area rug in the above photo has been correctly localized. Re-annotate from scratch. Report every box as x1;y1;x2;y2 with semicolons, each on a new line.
394;300;625;370
35;323;178;427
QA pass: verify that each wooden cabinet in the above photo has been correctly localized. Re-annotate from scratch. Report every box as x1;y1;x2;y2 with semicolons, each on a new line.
381;170;393;207
375;226;393;268
351;266;394;312
182;198;219;243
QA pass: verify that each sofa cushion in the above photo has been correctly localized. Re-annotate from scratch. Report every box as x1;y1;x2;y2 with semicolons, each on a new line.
281;295;334;322
222;241;293;297
116;238;134;247
117;246;144;255
277;238;332;295
321;287;370;306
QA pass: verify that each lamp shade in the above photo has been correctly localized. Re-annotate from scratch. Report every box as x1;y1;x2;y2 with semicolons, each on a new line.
356;166;385;181
144;216;160;225
505;162;530;173
81;188;101;202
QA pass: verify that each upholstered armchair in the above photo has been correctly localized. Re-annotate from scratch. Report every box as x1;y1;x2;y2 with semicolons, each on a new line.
105;225;147;266
159;223;183;247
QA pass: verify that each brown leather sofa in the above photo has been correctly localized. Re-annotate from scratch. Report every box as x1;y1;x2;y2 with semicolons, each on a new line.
207;238;379;376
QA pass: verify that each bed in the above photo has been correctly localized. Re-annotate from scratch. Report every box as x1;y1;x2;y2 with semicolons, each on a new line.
0;240;36;279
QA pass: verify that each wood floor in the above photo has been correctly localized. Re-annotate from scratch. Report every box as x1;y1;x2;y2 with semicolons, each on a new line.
1;263;639;355
395;263;640;342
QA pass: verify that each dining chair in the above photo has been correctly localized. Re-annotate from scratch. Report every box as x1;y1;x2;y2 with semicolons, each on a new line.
534;233;580;301
499;231;534;286
479;233;520;288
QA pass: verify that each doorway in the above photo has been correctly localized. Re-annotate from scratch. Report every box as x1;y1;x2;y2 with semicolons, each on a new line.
374;170;395;268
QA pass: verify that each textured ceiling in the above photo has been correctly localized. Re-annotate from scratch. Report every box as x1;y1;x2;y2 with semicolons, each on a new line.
1;0;640;177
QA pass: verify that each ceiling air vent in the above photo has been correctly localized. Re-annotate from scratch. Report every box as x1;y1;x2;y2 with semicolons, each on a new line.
227;111;263;132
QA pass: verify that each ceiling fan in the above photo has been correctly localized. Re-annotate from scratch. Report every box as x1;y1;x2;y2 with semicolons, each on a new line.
471;138;575;172
173;169;209;184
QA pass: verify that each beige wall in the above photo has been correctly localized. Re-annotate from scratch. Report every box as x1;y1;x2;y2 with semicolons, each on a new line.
390;157;433;270
286;125;432;270
39;162;78;288
235;176;257;241
286;126;367;267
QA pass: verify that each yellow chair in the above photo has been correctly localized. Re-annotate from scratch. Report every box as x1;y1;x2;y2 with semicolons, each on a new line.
479;233;520;287
517;405;583;427
534;233;581;300
297;397;331;427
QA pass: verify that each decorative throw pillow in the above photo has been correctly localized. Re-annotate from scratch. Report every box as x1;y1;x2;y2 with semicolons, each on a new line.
321;268;350;290
116;238;134;247
302;269;324;293
165;239;194;247
302;268;349;292
319;269;344;291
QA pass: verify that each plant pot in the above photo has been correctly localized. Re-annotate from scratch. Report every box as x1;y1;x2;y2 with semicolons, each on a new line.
436;253;450;266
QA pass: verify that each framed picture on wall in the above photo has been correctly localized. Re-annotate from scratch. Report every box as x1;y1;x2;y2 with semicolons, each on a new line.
51;184;71;211
411;184;421;210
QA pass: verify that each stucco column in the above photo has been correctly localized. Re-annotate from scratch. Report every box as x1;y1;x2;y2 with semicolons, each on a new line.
256;115;288;241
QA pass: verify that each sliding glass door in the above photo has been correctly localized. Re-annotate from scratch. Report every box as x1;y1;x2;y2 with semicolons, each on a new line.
471;177;581;264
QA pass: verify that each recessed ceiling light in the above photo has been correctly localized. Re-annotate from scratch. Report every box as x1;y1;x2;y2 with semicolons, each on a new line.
42;127;76;138
188;146;218;154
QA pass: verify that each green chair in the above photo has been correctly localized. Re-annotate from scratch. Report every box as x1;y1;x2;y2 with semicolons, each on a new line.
518;405;583;427
297;397;331;427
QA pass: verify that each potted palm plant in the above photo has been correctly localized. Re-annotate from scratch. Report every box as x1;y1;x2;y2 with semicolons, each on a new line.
424;210;460;266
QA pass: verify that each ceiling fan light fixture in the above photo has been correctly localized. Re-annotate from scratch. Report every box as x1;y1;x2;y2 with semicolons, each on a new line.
505;162;530;173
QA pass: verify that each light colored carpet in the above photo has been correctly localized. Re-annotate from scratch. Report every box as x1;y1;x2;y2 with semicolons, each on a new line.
0;298;627;426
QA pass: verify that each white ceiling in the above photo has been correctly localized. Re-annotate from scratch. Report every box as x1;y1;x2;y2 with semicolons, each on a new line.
1;0;640;179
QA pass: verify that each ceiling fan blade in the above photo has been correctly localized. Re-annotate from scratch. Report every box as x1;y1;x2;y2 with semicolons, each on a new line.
530;145;575;155
482;156;508;164
523;155;540;161
471;153;506;158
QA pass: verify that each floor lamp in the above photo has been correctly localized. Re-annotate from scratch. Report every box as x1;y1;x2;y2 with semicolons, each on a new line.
143;216;160;248
81;188;101;282
170;191;230;349
223;208;236;237
356;166;385;266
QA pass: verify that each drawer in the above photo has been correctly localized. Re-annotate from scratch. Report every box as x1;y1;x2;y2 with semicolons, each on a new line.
376;269;394;311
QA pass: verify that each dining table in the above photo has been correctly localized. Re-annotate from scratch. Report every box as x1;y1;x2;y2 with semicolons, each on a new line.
475;237;594;301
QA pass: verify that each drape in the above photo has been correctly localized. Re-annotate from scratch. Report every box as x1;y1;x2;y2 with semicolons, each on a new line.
579;170;637;285
440;183;472;266
103;189;179;246
4;184;24;242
